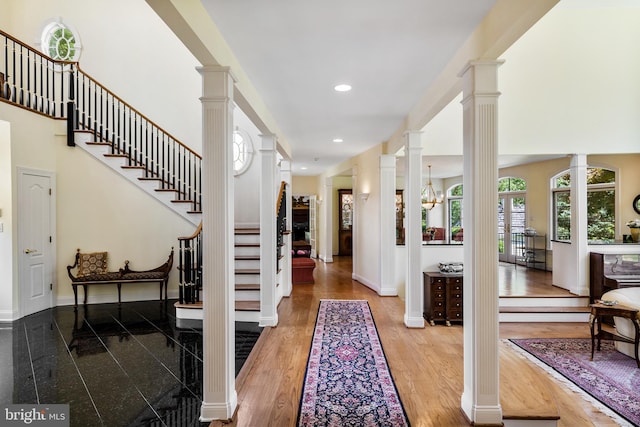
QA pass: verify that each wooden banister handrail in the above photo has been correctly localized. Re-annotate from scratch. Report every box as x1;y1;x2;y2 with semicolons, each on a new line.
276;181;286;214
178;222;203;241
73;64;201;158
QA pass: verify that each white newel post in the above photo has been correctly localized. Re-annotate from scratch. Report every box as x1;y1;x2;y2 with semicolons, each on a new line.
570;153;589;295
259;133;278;326
459;60;503;425
380;154;397;296
404;131;424;328
322;177;334;263
198;66;237;421
280;160;293;297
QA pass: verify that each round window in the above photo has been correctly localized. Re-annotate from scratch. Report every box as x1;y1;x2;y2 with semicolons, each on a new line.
41;19;82;62
233;127;254;175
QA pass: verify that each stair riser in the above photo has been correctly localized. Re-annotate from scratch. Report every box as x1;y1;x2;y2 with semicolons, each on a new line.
235;246;260;257
176;307;260;323
499;297;589;308
236;310;260;323
235;290;260;301
235;259;260;270
235;274;260;285
499;312;590;323
234;234;260;245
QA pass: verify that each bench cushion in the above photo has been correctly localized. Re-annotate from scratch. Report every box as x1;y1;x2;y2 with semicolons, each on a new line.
71;271;122;283
77;252;108;277
122;271;166;280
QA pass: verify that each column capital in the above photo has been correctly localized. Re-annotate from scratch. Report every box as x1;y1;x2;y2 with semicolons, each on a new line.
403;131;423;151
380;154;396;169
280;159;291;173
259;133;277;151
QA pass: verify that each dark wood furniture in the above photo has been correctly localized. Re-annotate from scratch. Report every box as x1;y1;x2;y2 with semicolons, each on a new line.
423;272;463;326
589;302;640;368
589;252;640;304
67;249;173;307
292;257;316;284
338;189;353;255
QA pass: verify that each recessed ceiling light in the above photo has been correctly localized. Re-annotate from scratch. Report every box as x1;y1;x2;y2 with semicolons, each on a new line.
333;138;343;143
334;84;352;92
300;166;308;170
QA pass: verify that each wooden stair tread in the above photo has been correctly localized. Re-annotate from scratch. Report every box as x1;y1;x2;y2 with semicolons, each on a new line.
235;228;260;234
236;284;260;291
236;269;260;274
235;243;260;247
235;301;260;311
500;341;560;420
235;255;260;260
499;306;590;313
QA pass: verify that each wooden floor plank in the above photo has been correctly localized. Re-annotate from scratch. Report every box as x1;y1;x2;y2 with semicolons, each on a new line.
209;257;618;427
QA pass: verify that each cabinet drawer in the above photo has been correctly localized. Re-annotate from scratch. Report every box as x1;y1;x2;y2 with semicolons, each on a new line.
447;310;462;321
447;277;462;285
433;290;445;300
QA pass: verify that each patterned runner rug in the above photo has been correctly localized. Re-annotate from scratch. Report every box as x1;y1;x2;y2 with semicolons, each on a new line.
509;338;640;427
298;300;410;426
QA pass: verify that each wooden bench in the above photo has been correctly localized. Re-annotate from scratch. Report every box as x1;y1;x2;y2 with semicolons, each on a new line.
67;248;173;307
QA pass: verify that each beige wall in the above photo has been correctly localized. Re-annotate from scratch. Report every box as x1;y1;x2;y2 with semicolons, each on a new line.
0;101;194;318
0;117;13;319
292;176;319;196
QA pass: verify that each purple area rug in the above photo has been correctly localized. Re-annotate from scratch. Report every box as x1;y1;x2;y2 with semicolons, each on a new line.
509;338;640;426
298;300;409;427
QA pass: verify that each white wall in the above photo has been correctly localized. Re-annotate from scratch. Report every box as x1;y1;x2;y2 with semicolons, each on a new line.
395;245;464;300
3;0;202;153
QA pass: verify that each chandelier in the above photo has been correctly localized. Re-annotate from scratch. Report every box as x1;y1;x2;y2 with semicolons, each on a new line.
421;165;443;210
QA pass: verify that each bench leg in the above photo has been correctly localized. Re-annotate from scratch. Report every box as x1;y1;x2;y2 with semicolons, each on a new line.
73;285;78;308
117;283;122;304
82;285;88;305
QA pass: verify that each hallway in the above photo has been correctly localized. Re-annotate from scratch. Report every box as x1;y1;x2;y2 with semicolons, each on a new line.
224;257;618;427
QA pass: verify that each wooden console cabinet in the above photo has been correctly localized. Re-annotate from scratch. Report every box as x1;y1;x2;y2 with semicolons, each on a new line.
423;272;463;326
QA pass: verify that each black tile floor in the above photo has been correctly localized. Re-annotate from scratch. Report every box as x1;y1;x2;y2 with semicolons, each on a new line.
0;300;262;427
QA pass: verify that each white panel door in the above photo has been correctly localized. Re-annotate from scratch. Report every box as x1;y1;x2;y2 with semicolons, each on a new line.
18;170;54;317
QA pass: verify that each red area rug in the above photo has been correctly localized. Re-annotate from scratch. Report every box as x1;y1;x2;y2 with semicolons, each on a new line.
509;338;640;427
298;300;409;426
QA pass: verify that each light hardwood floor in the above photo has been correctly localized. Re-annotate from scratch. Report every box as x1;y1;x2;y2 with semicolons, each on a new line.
211;257;621;427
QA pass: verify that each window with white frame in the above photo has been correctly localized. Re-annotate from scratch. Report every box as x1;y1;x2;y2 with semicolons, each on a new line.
233;127;254;175
551;168;615;242
41;19;82;61
448;184;463;242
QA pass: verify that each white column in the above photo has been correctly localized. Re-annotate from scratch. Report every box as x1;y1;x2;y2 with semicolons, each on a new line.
570;154;589;295
280;160;293;297
380;155;398;296
259;133;278;326
352;166;359;280
198;65;236;421
403;131;424;328
459;60;503;425
321;177;334;263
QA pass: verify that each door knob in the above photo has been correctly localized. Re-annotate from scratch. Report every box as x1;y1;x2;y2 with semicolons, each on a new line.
24;248;37;254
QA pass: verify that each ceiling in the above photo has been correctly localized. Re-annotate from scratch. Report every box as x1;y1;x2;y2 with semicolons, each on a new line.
201;0;497;176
